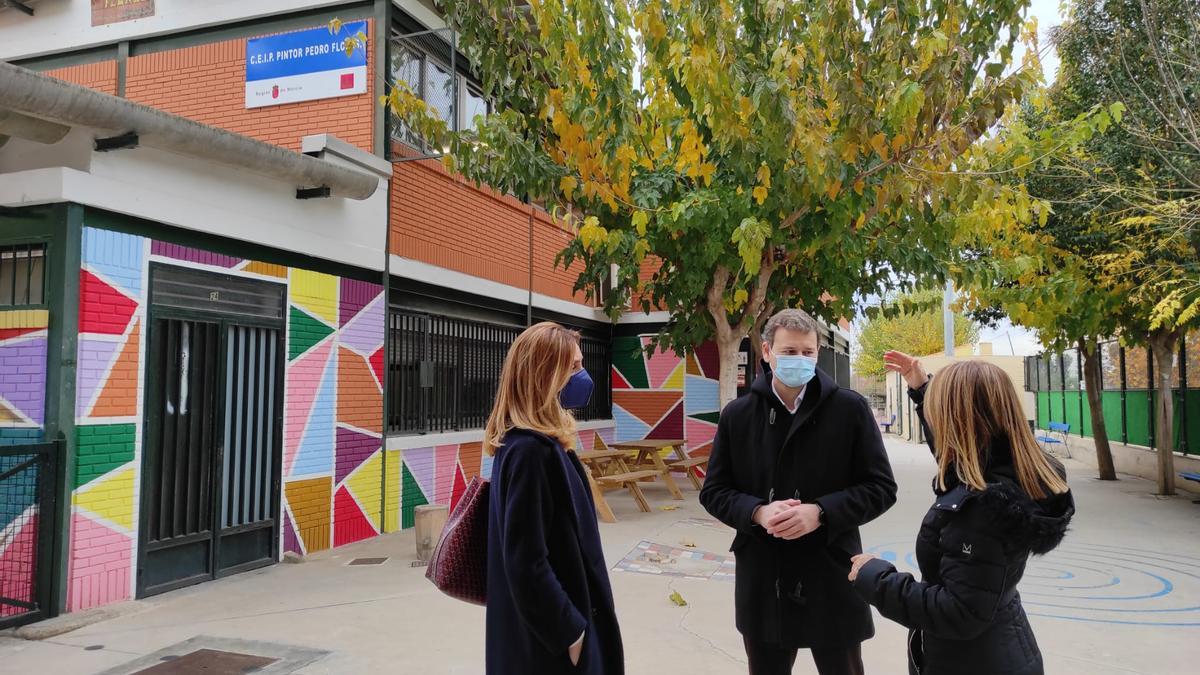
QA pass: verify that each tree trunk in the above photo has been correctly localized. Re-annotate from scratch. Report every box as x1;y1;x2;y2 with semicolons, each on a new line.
1080;337;1116;481
1148;329;1180;496
706;263;776;411
716;334;742;410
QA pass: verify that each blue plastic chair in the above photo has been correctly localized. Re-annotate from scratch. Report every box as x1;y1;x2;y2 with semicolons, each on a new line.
1036;422;1070;452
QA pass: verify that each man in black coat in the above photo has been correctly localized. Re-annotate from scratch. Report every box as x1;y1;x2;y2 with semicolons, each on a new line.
700;308;897;675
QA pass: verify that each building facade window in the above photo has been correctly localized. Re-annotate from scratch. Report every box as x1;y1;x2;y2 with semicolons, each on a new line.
0;243;46;307
387;309;612;435
387;28;491;152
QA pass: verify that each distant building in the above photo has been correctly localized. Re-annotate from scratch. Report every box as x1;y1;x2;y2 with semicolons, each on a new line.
883;343;1034;444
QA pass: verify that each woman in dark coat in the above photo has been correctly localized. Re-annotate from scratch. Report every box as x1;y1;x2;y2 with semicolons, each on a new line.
849;353;1075;675
483;322;623;675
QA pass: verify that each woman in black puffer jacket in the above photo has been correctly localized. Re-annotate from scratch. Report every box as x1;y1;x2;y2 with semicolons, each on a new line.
849;354;1074;675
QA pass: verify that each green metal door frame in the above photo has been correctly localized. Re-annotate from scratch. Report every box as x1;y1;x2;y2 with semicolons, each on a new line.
0;203;80;617
137;265;286;598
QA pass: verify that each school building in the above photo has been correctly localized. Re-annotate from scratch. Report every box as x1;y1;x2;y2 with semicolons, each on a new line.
0;0;850;628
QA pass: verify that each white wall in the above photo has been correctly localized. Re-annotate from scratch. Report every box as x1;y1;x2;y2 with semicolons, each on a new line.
0;140;389;272
0;0;443;61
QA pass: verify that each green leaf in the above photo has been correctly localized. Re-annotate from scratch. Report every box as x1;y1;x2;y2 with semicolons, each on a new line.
1108;102;1125;123
632;210;649;236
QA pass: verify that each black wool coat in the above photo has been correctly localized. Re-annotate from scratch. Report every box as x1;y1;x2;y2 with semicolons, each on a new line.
853;383;1074;675
485;429;624;675
700;368;898;648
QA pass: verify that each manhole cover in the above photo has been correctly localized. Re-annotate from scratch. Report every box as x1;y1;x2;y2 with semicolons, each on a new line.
347;557;389;566
131;649;276;674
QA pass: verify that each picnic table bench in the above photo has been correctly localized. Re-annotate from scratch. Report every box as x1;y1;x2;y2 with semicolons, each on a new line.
610;439;706;495
576;449;659;522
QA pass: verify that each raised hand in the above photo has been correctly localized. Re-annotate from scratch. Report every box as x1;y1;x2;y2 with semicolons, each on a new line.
883;351;929;390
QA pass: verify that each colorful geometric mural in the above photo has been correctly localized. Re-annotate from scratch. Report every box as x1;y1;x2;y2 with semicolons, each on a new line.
68;228;384;610
612;336;720;463
0;309;47;445
393;425;615;531
70;228;144;611
281;274;385;555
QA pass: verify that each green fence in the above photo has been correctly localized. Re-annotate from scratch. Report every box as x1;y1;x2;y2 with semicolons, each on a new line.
1026;334;1200;455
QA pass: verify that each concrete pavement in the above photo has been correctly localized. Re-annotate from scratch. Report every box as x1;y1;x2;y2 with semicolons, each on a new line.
3;438;1199;674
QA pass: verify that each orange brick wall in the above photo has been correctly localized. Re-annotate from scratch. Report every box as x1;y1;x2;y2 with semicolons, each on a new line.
45;61;118;95
391;157;590;304
124;21;376;153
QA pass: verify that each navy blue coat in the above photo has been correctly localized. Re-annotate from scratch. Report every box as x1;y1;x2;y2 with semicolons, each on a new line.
485;429;624;675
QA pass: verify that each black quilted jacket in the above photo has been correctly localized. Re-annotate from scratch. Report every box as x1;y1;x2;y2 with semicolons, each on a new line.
852;384;1074;675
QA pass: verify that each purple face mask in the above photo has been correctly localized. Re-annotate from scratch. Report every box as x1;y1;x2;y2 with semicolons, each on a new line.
559;368;594;409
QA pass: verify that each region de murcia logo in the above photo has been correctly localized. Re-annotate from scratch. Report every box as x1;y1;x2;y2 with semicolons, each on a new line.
272;85;280;99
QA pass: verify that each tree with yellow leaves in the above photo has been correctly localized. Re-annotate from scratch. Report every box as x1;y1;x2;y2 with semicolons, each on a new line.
377;0;1064;407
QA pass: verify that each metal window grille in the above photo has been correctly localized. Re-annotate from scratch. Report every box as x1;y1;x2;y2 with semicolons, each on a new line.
387;28;459;153
387;26;493;156
0;243;46;307
387;310;612;435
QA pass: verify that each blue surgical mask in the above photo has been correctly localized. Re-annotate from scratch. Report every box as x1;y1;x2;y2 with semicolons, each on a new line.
559;368;594;409
773;354;817;388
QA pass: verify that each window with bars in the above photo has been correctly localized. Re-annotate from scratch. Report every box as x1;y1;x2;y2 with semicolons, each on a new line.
0;243;46;308
386;310;612;435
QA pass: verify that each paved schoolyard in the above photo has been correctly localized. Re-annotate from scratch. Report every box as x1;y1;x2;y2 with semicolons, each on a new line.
3;438;1199;674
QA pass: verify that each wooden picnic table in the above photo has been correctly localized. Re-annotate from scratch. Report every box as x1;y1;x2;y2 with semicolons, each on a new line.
575;449;660;522
609;439;690;500
609;438;710;491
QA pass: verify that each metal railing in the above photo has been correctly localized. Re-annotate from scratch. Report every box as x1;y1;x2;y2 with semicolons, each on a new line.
1024;333;1199;454
0;440;57;629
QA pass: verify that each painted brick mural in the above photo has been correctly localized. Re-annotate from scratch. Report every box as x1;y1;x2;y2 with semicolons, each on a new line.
0;309;47;444
71;227;144;611
395;425;615;531
283;271;385;555
612;336;720;461
68;226;384;610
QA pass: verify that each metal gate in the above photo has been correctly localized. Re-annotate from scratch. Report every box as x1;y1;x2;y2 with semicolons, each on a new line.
0;441;57;629
138;265;284;598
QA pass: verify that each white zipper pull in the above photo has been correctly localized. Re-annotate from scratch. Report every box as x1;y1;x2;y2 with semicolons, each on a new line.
769;408;776;425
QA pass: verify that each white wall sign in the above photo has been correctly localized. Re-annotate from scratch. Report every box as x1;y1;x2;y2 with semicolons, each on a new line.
245;21;367;109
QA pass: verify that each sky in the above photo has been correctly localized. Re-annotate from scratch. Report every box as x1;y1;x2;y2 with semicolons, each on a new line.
1022;0;1067;83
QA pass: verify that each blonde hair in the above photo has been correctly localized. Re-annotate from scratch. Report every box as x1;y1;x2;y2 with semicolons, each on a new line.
483;322;580;455
925;360;1069;500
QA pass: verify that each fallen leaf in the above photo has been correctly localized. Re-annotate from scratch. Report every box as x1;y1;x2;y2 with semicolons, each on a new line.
660;505;680;511
680;539;697;548
669;591;688;607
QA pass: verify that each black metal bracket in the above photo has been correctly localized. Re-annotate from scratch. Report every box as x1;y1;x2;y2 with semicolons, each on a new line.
94;131;139;152
4;0;34;17
296;186;331;199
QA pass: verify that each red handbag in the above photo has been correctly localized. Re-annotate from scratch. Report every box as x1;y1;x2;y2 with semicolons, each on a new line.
425;475;489;605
